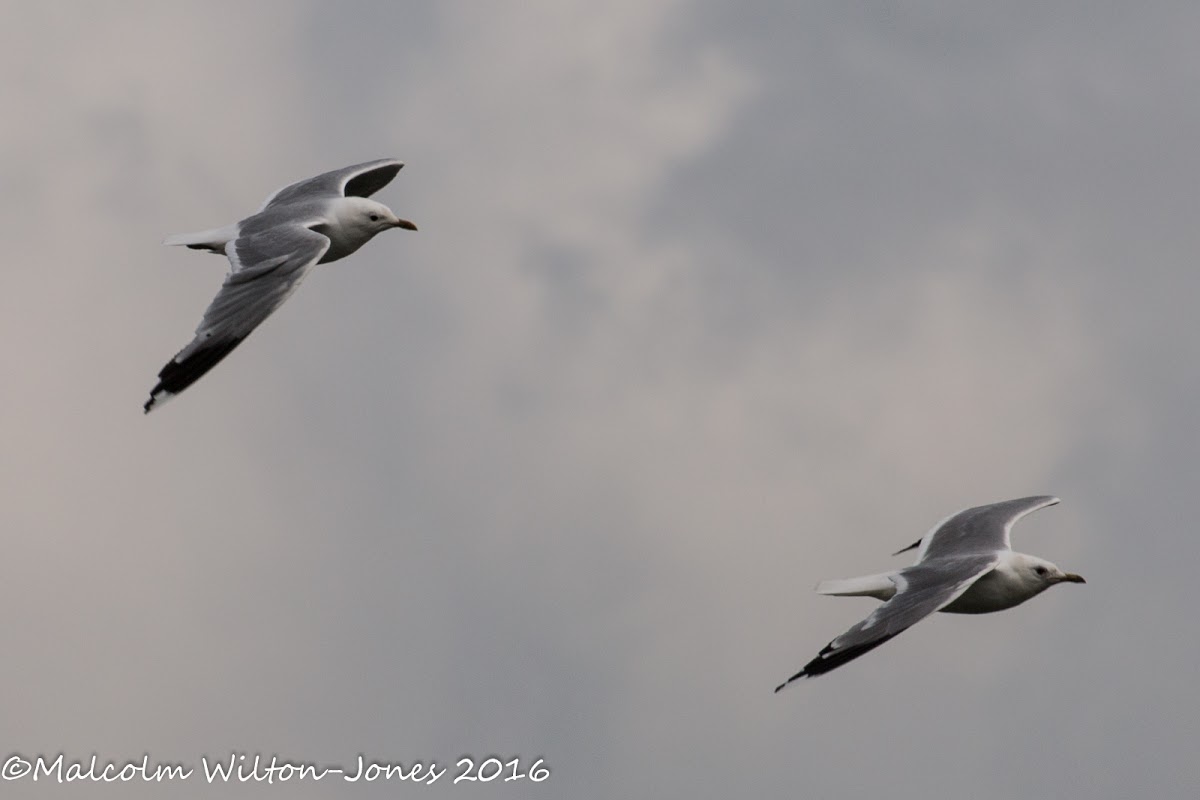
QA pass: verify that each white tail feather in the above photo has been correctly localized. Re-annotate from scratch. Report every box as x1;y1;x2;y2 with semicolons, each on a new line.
163;224;237;251
814;572;897;600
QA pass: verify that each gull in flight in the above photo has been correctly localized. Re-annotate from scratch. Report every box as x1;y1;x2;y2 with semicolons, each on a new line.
775;496;1084;691
144;159;417;413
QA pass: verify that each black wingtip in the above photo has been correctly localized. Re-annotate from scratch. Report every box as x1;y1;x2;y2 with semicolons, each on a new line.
345;162;404;198
143;390;169;414
145;336;245;412
775;665;815;693
776;636;899;690
791;634;899;680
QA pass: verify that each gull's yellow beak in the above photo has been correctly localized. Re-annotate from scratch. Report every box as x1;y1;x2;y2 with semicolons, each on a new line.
394;219;418;231
1060;572;1086;584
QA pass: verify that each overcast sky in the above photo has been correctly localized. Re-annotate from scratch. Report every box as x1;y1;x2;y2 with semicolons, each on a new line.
2;1;1198;797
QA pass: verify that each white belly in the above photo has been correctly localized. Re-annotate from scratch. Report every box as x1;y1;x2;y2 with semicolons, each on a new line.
941;568;1036;615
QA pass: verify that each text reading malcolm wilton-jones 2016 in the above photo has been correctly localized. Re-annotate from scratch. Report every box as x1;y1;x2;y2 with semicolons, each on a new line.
2;753;551;785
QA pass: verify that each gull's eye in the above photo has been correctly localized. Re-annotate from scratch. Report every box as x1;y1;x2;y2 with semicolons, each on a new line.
369;214;379;222
1034;566;1048;576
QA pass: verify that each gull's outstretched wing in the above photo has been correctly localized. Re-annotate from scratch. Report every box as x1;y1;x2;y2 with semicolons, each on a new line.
916;496;1060;562
144;225;330;412
774;554;997;691
891;496;1061;561
259;159;404;211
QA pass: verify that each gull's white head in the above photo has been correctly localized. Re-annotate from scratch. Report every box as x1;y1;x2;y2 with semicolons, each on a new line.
1014;554;1086;594
345;196;418;236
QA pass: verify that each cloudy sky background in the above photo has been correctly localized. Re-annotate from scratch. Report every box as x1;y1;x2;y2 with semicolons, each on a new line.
2;1;1198;796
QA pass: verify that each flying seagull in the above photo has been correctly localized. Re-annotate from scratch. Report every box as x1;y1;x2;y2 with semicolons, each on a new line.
144;159;417;413
775;496;1083;691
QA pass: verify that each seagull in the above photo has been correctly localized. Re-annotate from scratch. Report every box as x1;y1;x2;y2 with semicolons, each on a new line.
775;496;1084;691
144;159;417;413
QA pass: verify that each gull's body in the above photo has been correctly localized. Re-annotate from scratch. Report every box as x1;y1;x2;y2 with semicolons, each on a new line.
144;159;417;413
775;496;1084;690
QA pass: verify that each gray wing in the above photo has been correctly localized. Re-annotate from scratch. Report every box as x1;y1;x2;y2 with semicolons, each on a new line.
259;159;404;210
774;554;997;690
144;225;330;412
916;496;1060;561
